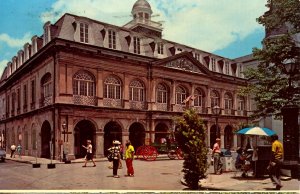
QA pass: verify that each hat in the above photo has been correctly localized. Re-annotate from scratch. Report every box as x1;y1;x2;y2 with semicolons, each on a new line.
216;138;221;141
113;140;121;145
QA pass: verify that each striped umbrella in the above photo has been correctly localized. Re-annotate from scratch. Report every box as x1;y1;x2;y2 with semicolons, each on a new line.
236;127;276;136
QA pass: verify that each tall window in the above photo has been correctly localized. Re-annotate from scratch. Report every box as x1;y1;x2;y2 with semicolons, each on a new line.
129;80;144;101
210;90;219;108
104;76;121;99
108;29;116;49
194;88;204;107
157;42;164;54
73;71;95;96
11;92;16;115
17;88;20;112
41;73;52;98
31;127;36;150
237;96;245;111
24;131;28;150
224;93;233;110
6;95;10;116
80;23;89;43
23;84;27;110
133;36;140;54
31;79;36;103
225;62;230;75
175;86;186;105
157;83;167;103
211;58;216;72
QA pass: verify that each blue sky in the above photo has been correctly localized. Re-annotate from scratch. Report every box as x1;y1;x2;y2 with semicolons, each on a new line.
0;0;267;75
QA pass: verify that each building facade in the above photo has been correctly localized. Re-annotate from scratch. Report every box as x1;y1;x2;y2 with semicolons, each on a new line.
0;0;249;159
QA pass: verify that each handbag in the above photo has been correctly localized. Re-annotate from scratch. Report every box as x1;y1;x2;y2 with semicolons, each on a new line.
107;152;113;162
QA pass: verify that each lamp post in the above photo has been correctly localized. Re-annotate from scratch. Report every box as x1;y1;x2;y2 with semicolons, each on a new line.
212;105;221;138
281;59;299;178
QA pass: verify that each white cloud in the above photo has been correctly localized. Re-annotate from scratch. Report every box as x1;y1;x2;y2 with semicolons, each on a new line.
0;60;8;77
40;0;267;53
0;33;32;48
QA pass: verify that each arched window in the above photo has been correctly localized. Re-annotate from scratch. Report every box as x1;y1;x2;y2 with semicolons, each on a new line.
176;86;186;105
224;92;233;111
237;96;246;116
73;71;95;96
104;76;121;99
157;83;167;103
237;96;245;111
210;90;219;108
194;88;205;107
129;80;144;102
41;73;52;98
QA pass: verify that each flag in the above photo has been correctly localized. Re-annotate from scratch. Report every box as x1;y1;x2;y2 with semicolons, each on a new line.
183;95;195;103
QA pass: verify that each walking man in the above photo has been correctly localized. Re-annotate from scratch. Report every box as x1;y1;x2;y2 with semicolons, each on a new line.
10;144;16;158
269;134;284;190
212;138;222;175
82;140;96;167
125;140;135;177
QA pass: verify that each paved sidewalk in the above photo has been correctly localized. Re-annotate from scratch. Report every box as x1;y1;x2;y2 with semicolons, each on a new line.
5;154;300;191
198;165;299;191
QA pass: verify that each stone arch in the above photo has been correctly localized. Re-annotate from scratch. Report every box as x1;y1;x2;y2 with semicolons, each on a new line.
74;119;97;159
129;122;145;150
41;120;52;159
103;121;123;156
210;124;221;149
154;122;169;143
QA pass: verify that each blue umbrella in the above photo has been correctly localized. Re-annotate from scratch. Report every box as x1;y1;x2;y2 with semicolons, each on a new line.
236;127;276;136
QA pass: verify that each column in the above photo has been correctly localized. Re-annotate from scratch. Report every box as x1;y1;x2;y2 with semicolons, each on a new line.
96;131;104;157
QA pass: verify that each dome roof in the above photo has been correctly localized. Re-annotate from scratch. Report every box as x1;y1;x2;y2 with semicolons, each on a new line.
132;0;153;14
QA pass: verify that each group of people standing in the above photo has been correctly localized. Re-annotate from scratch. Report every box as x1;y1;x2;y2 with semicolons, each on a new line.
82;139;135;178
211;135;284;190
108;140;135;178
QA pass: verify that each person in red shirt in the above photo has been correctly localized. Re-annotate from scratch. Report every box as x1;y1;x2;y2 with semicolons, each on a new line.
212;138;223;174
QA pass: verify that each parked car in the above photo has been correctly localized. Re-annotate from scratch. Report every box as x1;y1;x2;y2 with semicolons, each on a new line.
0;149;6;162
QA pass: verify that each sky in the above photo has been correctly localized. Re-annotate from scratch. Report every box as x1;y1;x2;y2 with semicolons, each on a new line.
0;0;267;76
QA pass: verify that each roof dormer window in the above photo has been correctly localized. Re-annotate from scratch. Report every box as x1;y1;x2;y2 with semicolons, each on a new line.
133;36;141;54
80;23;89;43
157;42;164;55
225;62;230;75
108;29;116;49
43;22;51;46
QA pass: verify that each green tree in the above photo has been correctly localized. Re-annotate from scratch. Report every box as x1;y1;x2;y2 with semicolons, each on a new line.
174;109;208;190
239;0;300;118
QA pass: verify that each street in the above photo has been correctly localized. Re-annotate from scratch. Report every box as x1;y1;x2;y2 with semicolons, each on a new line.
0;158;186;190
1;157;299;192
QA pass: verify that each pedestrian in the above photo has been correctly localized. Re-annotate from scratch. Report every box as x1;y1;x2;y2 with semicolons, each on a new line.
16;144;22;158
119;143;123;169
108;140;121;178
82;140;96;167
268;134;283;190
212;138;222;175
10;144;16;158
125;140;135;177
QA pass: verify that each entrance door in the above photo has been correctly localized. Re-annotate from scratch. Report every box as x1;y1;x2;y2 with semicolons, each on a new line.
129;122;145;150
210;125;217;149
74;120;96;158
104;121;122;156
41;121;51;159
155;123;169;143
